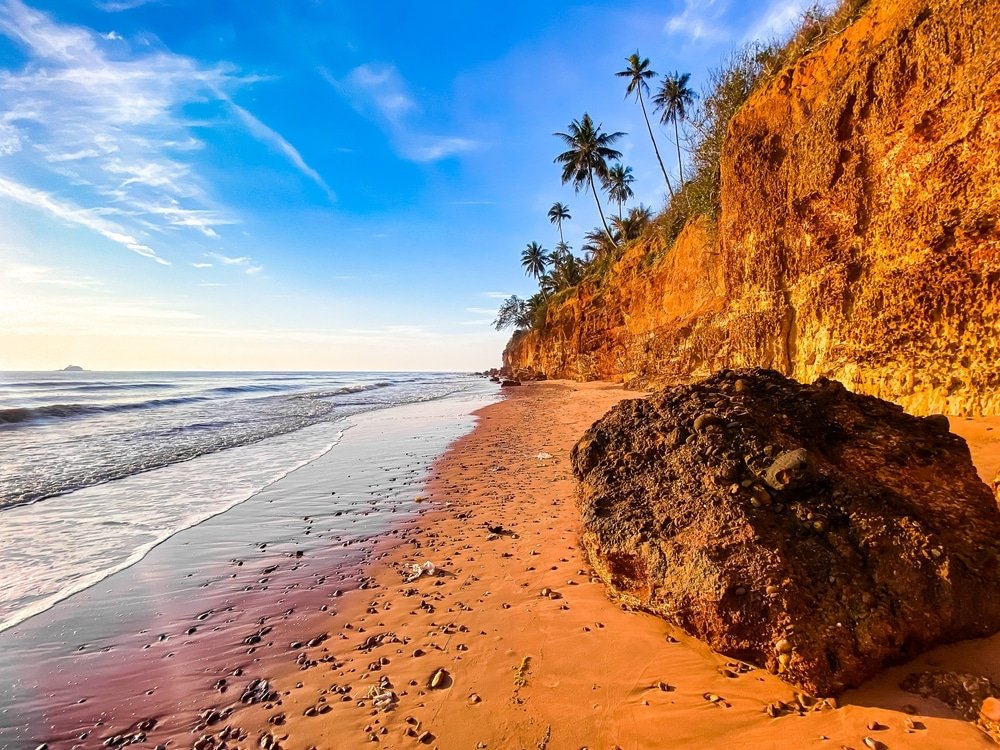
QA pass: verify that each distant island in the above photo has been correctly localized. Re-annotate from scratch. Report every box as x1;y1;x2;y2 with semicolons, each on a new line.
60;365;84;372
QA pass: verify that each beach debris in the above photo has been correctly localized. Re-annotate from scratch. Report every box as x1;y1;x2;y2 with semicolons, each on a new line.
367;682;397;710
901;670;1000;739
535;452;553;460
404;561;437;582
428;668;450;689
240;678;279;705
572;368;1000;695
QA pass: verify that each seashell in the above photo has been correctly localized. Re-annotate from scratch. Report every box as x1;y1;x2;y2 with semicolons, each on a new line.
429;668;447;689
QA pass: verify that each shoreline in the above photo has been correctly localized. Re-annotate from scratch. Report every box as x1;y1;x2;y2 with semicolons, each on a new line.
0;390;494;749
208;381;998;749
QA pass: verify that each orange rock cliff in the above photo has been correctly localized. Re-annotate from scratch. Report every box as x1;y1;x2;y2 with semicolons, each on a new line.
503;0;999;416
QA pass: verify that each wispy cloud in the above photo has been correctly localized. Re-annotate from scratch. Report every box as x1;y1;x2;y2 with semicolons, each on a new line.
481;291;510;299
98;0;166;11
206;251;250;265
2;262;103;288
744;0;824;43
224;98;335;201
326;63;480;163
0;0;329;259
0;175;169;264
190;261;212;269
205;250;264;275
664;0;732;43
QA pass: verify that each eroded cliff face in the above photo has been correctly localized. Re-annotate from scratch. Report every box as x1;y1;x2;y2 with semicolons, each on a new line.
504;0;1000;415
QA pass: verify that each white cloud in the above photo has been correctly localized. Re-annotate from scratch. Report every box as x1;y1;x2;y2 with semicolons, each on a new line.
224;97;335;201
481;291;511;299
0;121;21;154
0;175;169;265
244;264;263;275
190;262;212;269
744;0;828;43
98;0;165;11
0;0;329;258
406;136;478;163
327;63;480;164
664;0;732;43
206;251;250;265
3;262;103;288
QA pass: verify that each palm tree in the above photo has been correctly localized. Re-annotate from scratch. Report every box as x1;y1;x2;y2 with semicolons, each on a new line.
581;226;619;261
653;72;696;185
616;52;674;199
552;240;572;265
520;241;548;280
547;202;571;245
554;114;624;245
612;204;654;242
605;163;634;220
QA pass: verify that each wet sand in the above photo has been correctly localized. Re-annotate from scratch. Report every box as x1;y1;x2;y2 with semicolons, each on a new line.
202;382;998;750
0;394;492;749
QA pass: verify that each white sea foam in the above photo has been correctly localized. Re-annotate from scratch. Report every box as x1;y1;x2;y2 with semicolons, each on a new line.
0;421;346;633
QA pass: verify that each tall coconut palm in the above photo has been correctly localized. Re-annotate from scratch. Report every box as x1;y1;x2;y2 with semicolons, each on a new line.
605;163;635;221
554;114;624;245
547;202;571;245
616;52;674;199
653;71;696;185
520;241;549;281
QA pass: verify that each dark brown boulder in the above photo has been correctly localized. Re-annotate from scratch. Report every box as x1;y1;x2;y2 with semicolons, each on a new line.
571;368;1000;696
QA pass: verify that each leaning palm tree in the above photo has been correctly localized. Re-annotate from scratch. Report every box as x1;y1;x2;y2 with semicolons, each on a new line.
547;202;571;245
653;71;696;185
520;241;548;280
554;114;624;245
616;52;673;199
605;163;635;221
581;226;619;261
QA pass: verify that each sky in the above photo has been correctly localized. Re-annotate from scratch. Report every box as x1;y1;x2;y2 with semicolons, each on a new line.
0;0;820;371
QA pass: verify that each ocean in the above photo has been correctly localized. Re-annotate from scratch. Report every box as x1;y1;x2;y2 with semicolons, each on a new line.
0;371;494;635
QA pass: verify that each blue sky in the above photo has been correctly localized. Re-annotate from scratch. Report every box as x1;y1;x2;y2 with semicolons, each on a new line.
0;0;819;371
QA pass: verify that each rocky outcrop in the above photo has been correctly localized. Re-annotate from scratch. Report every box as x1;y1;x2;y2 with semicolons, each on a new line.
571;369;1000;695
505;0;1000;416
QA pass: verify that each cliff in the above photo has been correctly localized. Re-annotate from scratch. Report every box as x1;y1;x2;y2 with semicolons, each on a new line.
504;0;1000;416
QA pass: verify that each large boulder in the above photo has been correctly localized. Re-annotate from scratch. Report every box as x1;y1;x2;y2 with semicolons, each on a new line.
571;369;1000;695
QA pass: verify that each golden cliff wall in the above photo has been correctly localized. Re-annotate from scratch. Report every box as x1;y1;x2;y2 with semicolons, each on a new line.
505;0;1000;415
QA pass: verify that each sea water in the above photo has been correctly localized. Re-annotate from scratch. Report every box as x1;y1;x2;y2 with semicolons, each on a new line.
0;371;492;634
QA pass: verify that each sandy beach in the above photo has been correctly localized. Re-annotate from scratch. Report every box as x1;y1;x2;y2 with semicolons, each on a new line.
192;381;1000;750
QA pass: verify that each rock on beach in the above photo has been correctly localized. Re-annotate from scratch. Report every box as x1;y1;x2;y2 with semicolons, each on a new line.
571;368;1000;695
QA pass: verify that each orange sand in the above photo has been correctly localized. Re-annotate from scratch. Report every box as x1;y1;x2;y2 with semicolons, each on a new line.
219;382;998;749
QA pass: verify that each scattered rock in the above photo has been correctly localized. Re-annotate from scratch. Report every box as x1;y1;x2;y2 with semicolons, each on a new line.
571;369;1000;695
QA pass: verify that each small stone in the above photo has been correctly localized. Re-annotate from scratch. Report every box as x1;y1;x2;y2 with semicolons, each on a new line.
775;638;793;654
862;738;886;750
982;696;1000;722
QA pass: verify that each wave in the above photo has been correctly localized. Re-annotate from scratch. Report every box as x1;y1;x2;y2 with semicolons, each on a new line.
0;394;213;425
299;382;394;400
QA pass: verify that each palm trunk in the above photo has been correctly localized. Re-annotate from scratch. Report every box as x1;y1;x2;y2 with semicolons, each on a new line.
558;221;564;245
588;170;615;245
639;90;674;199
673;117;685;185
